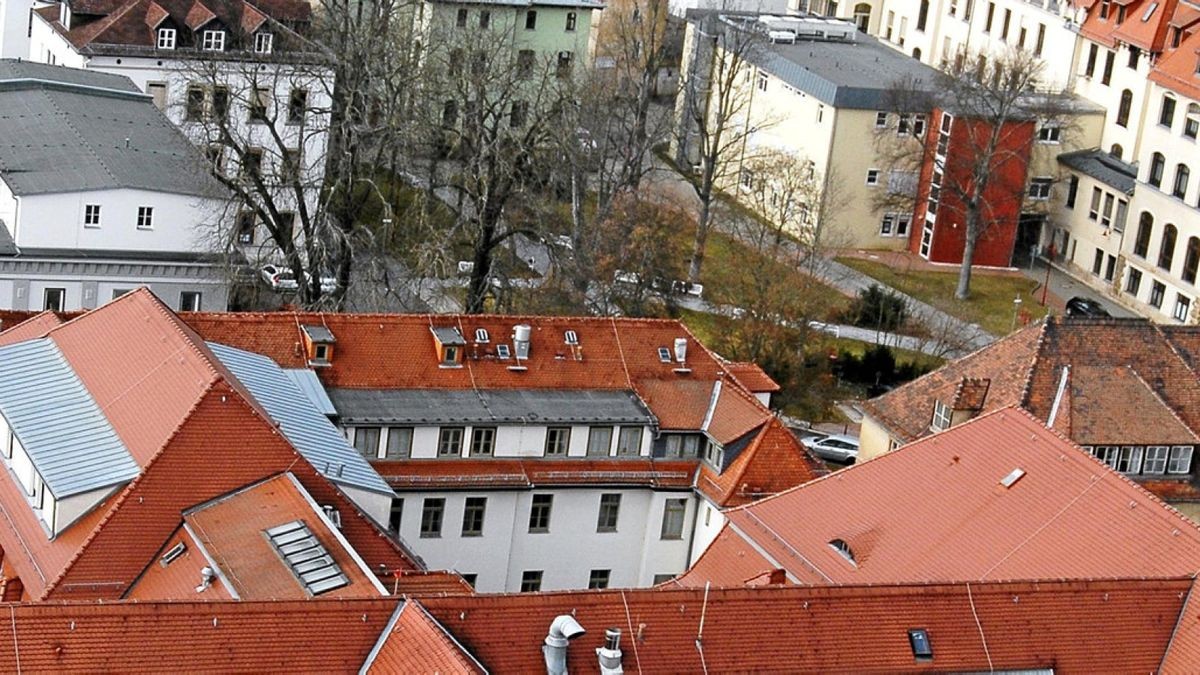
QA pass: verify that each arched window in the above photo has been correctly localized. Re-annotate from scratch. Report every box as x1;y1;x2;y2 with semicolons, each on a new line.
913;47;922;59
1184;237;1200;284
1117;89;1133;127
1186;103;1200;139
1149;152;1166;187
829;538;856;565
1176;164;1192;199
853;2;871;31
1159;223;1178;271
1110;143;1124;159
1134;212;1154;258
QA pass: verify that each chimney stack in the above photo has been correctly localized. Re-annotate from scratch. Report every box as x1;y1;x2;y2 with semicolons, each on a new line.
513;324;532;361
597;628;624;674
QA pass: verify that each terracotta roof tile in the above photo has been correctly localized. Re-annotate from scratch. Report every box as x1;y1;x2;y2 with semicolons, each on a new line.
419;578;1193;673
365;601;483;673
0;311;62;347
1111;0;1179;50
1151;28;1200;102
1068;365;1198;443
698;408;1200;587
723;361;781;393
375;458;699;491
125;526;236;601
698;417;824;507
673;523;782;587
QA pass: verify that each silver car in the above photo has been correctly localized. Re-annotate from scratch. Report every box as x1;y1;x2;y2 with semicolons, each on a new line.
806;434;860;464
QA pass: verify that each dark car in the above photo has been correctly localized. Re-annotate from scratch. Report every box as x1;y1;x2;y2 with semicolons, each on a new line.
1065;296;1111;317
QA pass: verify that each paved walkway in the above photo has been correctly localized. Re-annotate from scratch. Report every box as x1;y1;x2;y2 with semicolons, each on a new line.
1023;257;1139;318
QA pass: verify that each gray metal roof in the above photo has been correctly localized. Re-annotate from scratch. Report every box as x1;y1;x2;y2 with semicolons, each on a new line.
0;338;138;498
736;23;939;109
300;325;336;343
430;326;466;346
0;61;226;198
329;388;655;425
284;369;338;417
208;343;393;496
1058;148;1138;195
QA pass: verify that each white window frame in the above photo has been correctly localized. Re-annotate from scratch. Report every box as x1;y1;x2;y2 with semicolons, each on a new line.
1028;177;1053;200
201;29;225;51
1169;445;1193;474
136;206;154;230
157;27;176;49
84;204;101;228
1175;294;1191;322
1036;124;1062;144
875;111;888;128
1116;446;1143;474
254;32;273;54
931;400;952;431
866;168;881;186
1145;445;1169;473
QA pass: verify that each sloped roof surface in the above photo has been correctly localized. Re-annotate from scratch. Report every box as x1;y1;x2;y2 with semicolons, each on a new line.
375;458;698;491
283;368;337;416
0;338;138;497
704;408;1200;586
723;361;781;392
330;388;655;425
1058;148;1138;194
364;601;482;674
208;343;392;496
420;578;1193;673
1067;365;1198;443
0;61;223;197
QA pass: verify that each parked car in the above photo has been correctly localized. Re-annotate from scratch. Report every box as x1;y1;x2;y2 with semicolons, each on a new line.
306;272;338;294
806;434;860;464
260;264;298;291
1065;296;1110;317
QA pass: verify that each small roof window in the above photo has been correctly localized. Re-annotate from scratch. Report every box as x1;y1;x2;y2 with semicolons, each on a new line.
300;324;335;344
475;328;490;343
265;520;349;596
999;468;1026;488
564;330;579;345
908;629;933;660
828;538;856;566
496;344;511;359
657;347;672;363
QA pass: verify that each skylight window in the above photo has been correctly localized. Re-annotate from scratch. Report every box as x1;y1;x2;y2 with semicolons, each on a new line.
265;520;349;595
475;328;490;343
160;541;186;567
496;344;511;359
564;330;579;345
999;467;1026;488
828;538;856;565
908;629;933;660
657;347;672;363
1142;2;1158;21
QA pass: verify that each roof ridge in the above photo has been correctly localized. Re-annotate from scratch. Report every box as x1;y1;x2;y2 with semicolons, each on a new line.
1126;366;1200;439
1016;319;1051;410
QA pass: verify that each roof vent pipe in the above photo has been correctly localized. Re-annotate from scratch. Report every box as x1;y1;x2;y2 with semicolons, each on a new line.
513;324;532;361
674;337;688;364
597;628;623;675
543;614;586;675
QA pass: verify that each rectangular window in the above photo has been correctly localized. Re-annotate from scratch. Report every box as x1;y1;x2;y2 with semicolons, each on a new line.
587;426;612;456
179;291;202;312
880;213;895;236
456;8;468;27
984;2;995;32
1093;445;1119;468
875;111;888;128
236;211;255;244
249;87;269;122
1085;44;1098;77
896;215;911;236
1093;249;1104;275
1145;445;1168;473
1088;187;1102;220
1162;96;1177;128
1028;177;1052;200
660;499;687;539
1128;45;1140;68
280;148;301;183
388;498;403;533
1036;125;1062;143
1175;294;1191;322
353;427;381;458
201;29;224;51
288;89;307;124
588;569;610;589
157;27;176;49
866;168;881;186
1101;193;1114;227
517;50;535;79
43;288;65;311
242;148;263;179
964;0;974;19
462;497;486;536
1001;8;1011;39
529;494;553;532
556;51;574;79
137;206;154;229
84;204;101;227
525;9;537;29
520;570;542;592
479;10;490;27
386;427;413;459
438;427;464;457
186;86;205;121
616;426;642;456
1150;281;1166;308
1035;24;1045;56
652;573;675;584
420;498;444;537
931;400;952;431
1105;255;1117;282
566;11;576;31
469;427;495;456
597;493;620;532
210;86;229;121
1125;267;1143;295
1102;50;1114;85
1116;446;1143;473
756;72;768;92
1066;176;1079;208
1170;446;1193;474
545;427;570;456
254;32;273;54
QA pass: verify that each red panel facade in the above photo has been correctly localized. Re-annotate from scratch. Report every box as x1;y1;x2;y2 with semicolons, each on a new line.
908;108;1035;268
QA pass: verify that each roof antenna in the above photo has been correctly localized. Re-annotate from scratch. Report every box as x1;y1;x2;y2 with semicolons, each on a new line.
124;137;131;149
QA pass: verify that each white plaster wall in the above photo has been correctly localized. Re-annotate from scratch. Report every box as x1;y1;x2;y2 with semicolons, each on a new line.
15;189;220;253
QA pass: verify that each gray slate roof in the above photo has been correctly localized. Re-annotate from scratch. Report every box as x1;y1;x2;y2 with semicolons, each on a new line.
209;343;393;496
0;60;225;198
329;388;655;425
1058;148;1138;195
0;338;138;498
284;369;338;417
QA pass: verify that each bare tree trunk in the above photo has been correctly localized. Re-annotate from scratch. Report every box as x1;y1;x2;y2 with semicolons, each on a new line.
957;220;978;300
689;194;712;283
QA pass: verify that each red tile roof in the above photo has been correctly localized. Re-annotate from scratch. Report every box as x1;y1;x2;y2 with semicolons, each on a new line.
1111;0;1179;49
419;578;1194;673
723;361;781;392
1150;23;1200;99
685;408;1200;587
124;526;236;601
0;311;62;347
364;601;482;674
178;473;384;600
673;523;782;587
375;458;699;491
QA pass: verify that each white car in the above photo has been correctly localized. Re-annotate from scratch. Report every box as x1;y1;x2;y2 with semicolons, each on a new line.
806;434;860;464
260;264;298;291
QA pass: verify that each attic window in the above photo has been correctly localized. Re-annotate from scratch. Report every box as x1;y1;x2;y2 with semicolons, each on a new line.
657;347;672;363
201;29;225;52
475;328;490;343
908;629;933;660
157;27;176;49
254;32;274;54
999;468;1026;488
564;330;579;345
160;541;186;567
829;538;856;565
930;400;951;431
496;344;511;359
265;520;349;595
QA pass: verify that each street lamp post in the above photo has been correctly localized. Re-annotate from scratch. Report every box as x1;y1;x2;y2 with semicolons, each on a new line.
1011;295;1023;332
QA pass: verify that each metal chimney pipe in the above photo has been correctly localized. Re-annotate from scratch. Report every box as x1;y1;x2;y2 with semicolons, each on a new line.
543;615;586;675
597;628;623;675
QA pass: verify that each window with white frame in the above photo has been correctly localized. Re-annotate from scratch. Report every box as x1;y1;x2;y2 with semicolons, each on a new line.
254;32;273;54
1175;294;1191;322
1170;445;1194;473
1145;445;1169;473
1092;445;1118;468
1028;177;1053;200
136;206;154;229
1036;124;1061;143
756;72;767;91
866;168;881;186
875;111;888;128
930;400;951;431
84;204;101;227
201;29;225;51
1116;446;1143;473
157;27;176;49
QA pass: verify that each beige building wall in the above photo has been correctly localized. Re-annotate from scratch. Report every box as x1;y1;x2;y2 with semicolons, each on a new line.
858;415;896;461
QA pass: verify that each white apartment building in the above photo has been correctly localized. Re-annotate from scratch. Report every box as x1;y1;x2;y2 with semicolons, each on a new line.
0;60;229;311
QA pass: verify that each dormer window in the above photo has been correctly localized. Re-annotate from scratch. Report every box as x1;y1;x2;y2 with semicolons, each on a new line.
829;538;856;565
430;326;466;366
564;330;578;345
300;324;336;366
202;29;225;51
657;347;672;363
157;27;176;49
930;400;951;431
254;32;273;54
475;328;489;343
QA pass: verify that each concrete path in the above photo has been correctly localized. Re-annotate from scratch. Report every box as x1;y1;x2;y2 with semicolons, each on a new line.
1023;257;1139;318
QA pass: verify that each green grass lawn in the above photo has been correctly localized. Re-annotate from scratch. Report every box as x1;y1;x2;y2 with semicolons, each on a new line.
836;257;1050;336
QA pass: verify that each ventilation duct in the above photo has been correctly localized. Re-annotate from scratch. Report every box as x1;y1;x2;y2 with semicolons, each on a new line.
597;628;623;675
513;324;532;361
543;614;586;675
